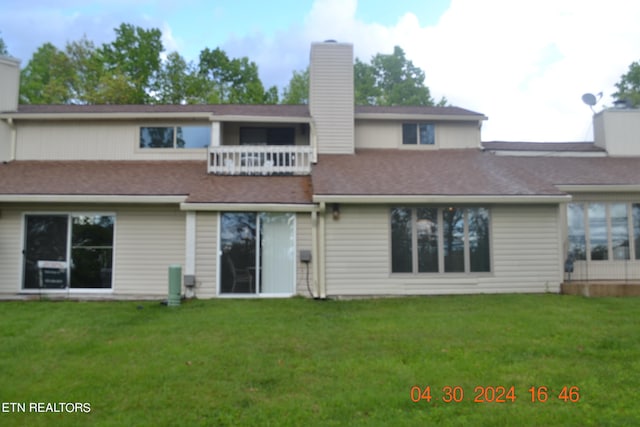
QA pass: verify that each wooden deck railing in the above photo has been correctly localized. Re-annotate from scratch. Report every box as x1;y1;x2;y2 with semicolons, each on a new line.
208;145;313;175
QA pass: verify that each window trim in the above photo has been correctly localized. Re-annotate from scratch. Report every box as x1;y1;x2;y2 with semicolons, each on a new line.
568;202;638;262
138;124;211;150
390;206;492;275
20;212;116;293
401;122;437;148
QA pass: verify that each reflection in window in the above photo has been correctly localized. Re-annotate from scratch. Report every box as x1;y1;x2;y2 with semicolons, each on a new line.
589;203;608;260
610;203;630;260
417;208;438;273
140;125;210;148
469;208;491;272
567;204;586;260
71;215;114;288
443;208;465;273
402;123;435;145
391;208;413;273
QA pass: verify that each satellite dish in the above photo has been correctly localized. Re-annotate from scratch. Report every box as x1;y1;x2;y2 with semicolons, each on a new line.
581;93;597;106
581;92;602;112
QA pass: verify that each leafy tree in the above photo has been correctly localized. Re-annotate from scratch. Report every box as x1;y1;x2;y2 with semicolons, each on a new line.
281;68;309;104
19;43;75;104
197;47;277;104
99;23;164;103
0;33;7;55
281;46;444;106
65;36;103;103
155;51;200;104
613;61;640;107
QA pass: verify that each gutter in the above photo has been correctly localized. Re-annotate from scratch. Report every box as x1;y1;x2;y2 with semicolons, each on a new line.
2;118;16;161
0;195;187;204
313;194;572;204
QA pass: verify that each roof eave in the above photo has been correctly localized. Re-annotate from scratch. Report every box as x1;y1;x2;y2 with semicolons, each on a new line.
355;112;487;122
313;194;571;204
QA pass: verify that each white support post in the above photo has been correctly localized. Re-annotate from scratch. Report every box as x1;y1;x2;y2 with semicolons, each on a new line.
185;211;196;276
211;121;221;147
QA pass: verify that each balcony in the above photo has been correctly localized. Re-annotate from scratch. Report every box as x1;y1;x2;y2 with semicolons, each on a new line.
208;145;313;175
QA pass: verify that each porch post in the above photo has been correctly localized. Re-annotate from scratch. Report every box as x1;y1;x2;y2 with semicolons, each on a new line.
211;121;221;147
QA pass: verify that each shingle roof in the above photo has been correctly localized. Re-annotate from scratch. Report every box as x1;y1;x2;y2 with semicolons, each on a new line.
0;161;313;204
10;104;311;117
312;149;640;197
482;141;606;152
355;105;485;117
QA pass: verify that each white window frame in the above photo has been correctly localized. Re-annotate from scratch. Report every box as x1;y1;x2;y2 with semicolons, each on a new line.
401;122;436;147
138;124;211;150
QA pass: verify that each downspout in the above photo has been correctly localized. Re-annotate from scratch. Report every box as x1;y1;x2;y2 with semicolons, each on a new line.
310;210;319;298
318;202;327;298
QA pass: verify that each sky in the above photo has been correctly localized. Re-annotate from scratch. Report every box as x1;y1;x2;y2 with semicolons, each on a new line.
1;0;640;142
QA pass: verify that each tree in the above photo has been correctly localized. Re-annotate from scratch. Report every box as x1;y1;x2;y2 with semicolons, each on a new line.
613;61;640;107
155;51;200;104
281;68;309;104
98;23;164;104
19;43;75;104
281;46;444;106
0;33;7;55
197;47;277;104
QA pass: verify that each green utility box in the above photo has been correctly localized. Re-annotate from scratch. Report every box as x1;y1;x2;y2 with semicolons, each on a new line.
168;265;182;307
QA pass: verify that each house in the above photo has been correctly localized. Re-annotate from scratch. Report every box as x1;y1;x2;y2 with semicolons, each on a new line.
1;42;640;299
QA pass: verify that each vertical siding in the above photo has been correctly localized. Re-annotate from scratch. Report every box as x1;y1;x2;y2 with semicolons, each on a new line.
296;213;313;297
0;56;19;112
0;121;11;162
113;206;185;295
324;204;562;296
194;212;218;298
0;206;23;293
309;42;354;155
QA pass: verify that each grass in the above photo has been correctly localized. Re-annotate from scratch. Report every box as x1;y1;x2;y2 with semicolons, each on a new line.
1;294;640;426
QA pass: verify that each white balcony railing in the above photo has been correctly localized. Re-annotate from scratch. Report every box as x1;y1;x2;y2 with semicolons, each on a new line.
208;145;313;175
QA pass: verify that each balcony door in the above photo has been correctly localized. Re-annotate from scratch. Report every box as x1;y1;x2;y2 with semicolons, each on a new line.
219;212;295;295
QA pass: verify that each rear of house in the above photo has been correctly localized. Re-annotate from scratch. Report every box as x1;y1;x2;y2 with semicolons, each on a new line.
1;42;640;299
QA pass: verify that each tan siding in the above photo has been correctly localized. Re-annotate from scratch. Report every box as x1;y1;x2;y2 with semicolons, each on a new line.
594;109;640;156
296;213;313;297
355;120;481;150
15;121;208;161
0;57;19;112
0;206;24;293
0;121;11;162
113;206;185;295
194;212;218;298
324;204;562;296
309;43;354;154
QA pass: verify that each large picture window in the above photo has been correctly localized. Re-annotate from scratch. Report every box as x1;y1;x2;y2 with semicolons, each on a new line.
568;202;638;261
23;214;114;290
140;125;210;148
391;207;491;274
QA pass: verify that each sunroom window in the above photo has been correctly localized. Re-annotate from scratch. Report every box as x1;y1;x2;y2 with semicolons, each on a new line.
140;125;210;148
391;206;490;274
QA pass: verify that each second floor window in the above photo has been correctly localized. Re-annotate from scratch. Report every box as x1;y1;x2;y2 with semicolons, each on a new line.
402;123;435;145
140;126;210;148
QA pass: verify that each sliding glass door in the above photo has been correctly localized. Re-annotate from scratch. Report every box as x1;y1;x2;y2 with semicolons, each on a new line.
220;212;295;295
23;214;114;290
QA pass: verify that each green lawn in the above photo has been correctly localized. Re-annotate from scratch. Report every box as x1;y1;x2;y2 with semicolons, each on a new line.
1;294;639;426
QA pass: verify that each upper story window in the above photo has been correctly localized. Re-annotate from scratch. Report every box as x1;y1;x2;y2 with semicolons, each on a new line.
402;123;435;145
140;125;210;149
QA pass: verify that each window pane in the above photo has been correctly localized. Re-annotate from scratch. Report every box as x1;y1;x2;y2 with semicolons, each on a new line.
220;213;257;293
70;215;114;288
391;207;413;272
589;203;608;260
469;208;490;272
634;204;640;260
611;203;630;260
419;124;435;145
23;215;68;289
417;208;438;272
567;203;586;260
260;213;295;294
443;207;465;272
140;127;174;148
177;126;210;148
402;124;417;145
